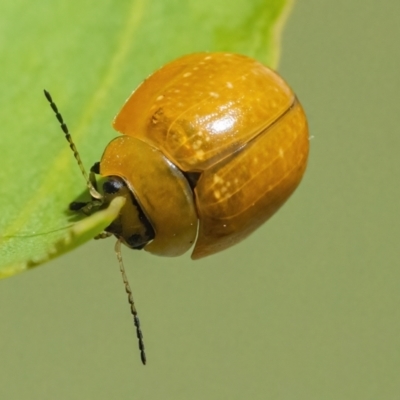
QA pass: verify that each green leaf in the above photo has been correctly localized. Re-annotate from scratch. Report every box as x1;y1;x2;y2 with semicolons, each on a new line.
0;0;293;278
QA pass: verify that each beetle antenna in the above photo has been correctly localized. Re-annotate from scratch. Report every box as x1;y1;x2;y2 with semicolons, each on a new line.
43;89;102;200
115;239;146;365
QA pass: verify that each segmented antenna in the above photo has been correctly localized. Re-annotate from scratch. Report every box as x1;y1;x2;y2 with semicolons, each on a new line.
115;240;147;365
43;90;102;200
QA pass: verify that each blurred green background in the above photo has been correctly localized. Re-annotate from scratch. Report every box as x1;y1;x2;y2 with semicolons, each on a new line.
1;0;399;399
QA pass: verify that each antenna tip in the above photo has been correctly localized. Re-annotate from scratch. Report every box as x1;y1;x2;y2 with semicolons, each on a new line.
43;89;51;101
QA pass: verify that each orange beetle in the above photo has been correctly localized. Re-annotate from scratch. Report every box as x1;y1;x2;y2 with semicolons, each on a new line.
98;52;309;259
45;52;309;365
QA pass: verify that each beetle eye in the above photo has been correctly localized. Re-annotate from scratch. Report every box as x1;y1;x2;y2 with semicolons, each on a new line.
103;177;124;194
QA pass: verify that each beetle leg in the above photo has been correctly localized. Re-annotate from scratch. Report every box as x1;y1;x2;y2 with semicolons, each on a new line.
94;231;113;240
69;199;102;215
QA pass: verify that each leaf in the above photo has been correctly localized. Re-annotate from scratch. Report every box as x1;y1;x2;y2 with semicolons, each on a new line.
0;0;293;278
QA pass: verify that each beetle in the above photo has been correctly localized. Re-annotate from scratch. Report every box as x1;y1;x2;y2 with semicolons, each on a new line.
44;52;309;364
83;53;308;259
